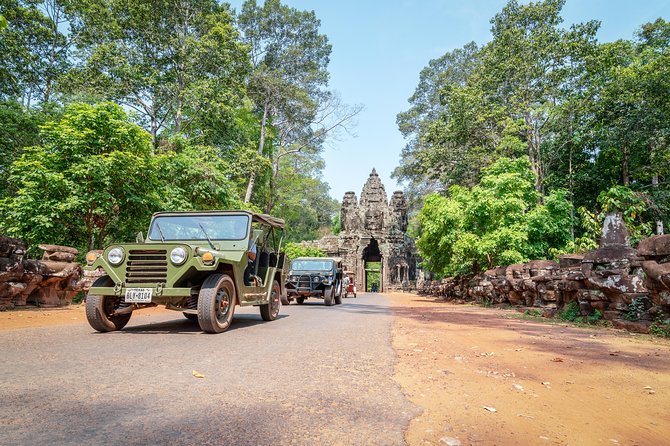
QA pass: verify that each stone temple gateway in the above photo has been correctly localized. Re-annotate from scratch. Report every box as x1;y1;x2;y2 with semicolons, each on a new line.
308;169;418;292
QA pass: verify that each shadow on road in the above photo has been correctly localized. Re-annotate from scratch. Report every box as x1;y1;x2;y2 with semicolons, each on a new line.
110;313;288;335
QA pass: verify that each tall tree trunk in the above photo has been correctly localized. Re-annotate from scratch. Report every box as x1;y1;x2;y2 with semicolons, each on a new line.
244;100;270;204
653;174;664;235
265;158;280;214
150;109;158;150
175;6;188;134
569;142;575;241
175;68;184;133
525;111;543;195
622;143;630;186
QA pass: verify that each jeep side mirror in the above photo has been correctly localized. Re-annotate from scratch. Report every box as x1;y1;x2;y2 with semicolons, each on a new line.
136;232;144;243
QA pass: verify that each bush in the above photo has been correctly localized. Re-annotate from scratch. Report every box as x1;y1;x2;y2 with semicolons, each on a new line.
559;301;582;322
649;316;670;338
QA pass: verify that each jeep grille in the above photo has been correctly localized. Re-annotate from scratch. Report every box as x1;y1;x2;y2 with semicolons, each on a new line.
125;250;168;284
297;275;313;289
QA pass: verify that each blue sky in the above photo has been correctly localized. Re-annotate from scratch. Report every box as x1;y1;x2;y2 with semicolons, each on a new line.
230;1;670;202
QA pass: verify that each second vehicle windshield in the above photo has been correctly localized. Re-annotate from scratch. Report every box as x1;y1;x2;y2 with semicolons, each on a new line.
291;260;332;271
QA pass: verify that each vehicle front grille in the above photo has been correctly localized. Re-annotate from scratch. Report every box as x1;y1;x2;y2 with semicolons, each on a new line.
297;275;313;289
125;250;168;284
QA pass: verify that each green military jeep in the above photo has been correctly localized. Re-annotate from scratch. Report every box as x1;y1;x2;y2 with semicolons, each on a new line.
84;210;286;333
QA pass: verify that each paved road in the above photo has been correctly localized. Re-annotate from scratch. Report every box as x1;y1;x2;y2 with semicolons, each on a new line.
0;293;417;446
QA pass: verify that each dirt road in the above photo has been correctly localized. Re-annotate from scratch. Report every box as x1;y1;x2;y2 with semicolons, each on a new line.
387;293;670;446
1;294;669;445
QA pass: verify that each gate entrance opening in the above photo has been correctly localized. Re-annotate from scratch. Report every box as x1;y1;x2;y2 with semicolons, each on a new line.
363;238;382;292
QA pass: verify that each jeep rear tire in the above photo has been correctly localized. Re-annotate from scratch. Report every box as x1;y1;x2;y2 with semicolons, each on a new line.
323;285;335;306
296;297;305;304
260;280;281;321
197;273;236;333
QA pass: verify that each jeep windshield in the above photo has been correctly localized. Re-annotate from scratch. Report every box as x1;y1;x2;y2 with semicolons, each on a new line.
148;214;249;241
291;260;333;271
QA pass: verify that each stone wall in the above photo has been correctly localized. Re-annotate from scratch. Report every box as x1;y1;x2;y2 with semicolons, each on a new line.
0;235;83;309
419;215;670;333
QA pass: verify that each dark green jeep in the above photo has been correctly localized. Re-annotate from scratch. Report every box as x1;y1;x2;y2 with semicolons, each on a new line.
84;210;286;333
283;257;344;306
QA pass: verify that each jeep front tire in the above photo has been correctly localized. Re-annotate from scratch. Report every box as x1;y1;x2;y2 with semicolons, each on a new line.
85;276;132;332
323;285;335;306
197;273;236;333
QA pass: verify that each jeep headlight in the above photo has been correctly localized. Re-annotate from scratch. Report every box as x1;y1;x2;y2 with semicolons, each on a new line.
312;276;321;283
170;247;187;265
108;247;125;265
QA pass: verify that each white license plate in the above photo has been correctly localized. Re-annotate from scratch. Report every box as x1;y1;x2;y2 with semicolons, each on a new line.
125;288;153;303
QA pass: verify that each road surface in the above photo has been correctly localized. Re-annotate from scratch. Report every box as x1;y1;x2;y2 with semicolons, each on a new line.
0;293;416;446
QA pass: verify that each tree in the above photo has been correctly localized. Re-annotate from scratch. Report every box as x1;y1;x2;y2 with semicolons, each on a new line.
154;137;242;211
67;0;250;146
0;0;79;105
284;242;324;260
415;157;572;276
238;0;360;210
0;100;52;199
270;154;339;242
394;42;481;203
396;0;599;204
476;0;599;194
0;102;159;252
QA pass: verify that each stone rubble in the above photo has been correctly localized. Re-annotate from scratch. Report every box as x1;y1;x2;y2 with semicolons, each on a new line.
0;236;82;309
419;214;670;332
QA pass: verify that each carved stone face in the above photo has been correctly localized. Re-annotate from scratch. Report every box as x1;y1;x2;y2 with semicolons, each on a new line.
365;209;383;230
342;192;357;207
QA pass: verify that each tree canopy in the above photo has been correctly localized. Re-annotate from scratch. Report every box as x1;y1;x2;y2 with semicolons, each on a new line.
397;0;669;275
0;0;350;255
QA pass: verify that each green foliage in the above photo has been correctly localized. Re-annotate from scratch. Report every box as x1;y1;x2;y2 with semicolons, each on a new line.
331;213;341;235
66;0;250;144
397;1;668;239
154;137;241;211
649;316;670;338
284;242;325;260
525;308;543;317
271;155;339;243
0;0;75;104
556;186;653;253
559;301;582;323
0;100;52;198
0;102;159;252
625;297;647;321
415;157;573;275
587;309;603;325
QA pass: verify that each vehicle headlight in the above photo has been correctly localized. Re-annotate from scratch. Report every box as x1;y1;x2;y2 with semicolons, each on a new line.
170;247;187;265
312;276;321;283
107;247;125;265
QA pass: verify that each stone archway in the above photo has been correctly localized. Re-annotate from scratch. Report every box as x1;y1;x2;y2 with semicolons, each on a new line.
362;238;382;292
